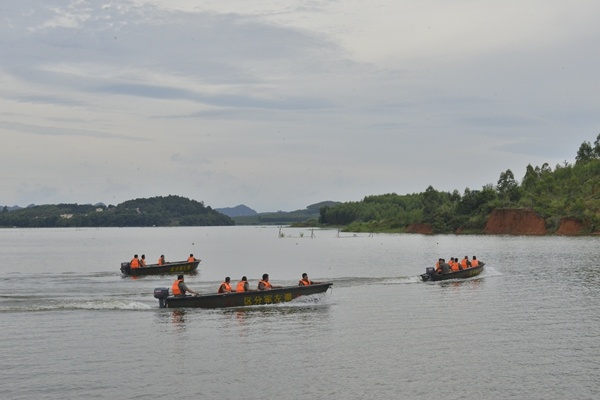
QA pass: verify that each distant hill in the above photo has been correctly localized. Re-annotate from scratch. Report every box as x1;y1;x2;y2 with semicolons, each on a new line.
0;195;234;227
231;201;341;225
215;204;257;217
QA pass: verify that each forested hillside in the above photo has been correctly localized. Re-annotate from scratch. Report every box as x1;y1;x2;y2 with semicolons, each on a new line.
319;134;600;234
0;195;233;227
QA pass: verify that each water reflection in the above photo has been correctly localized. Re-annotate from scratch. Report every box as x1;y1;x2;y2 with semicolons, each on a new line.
171;309;187;325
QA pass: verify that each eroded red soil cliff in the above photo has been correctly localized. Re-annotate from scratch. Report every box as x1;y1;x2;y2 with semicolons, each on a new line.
556;217;585;235
405;223;434;234
483;208;546;235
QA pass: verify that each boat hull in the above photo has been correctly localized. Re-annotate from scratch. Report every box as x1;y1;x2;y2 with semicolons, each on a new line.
157;282;333;308
421;263;485;282
121;260;200;276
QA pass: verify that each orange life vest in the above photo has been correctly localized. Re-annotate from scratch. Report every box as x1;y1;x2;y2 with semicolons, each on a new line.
236;281;248;292
450;261;460;271
218;282;232;293
158;257;164;265
299;279;312;286
471;259;479;267
461;258;469;269
259;280;272;290
130;258;140;268
187;257;195;262
172;279;183;296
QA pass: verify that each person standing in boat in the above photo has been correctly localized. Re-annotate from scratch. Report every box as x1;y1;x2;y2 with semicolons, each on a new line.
218;277;233;293
172;274;199;297
236;276;250;292
258;274;282;290
130;254;140;269
140;254;147;267
299;273;321;286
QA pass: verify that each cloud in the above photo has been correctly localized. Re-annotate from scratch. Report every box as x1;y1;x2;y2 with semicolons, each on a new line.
1;0;599;211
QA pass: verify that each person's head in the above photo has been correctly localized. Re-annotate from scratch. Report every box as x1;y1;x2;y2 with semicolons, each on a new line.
464;255;468;259
178;274;184;280
302;273;308;279
225;277;230;283
189;253;193;257
141;254;145;259
262;273;269;281
473;255;477;260
241;276;247;281
134;254;138;258
160;254;164;258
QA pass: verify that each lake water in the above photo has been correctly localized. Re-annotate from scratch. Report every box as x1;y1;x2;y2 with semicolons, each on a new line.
1;227;599;400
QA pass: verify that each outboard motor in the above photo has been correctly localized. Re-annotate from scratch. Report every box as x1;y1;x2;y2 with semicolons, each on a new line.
154;287;170;308
120;262;130;273
425;267;435;280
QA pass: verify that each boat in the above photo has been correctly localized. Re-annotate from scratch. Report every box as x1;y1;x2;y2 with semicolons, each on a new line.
153;282;333;308
420;262;485;282
120;260;200;276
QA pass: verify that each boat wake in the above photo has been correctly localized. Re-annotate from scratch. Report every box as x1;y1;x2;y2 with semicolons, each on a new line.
382;276;423;284
0;299;153;313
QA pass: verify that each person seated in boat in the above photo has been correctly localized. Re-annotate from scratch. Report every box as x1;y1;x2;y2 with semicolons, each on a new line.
236;276;250;292
258;274;282;291
460;256;471;269
471;256;480;267
158;254;167;265
218;277;233;293
172;274;199;297
437;258;451;274
140;254;147;267
299;273;321;286
449;257;461;272
187;254;199;263
130;254;140;269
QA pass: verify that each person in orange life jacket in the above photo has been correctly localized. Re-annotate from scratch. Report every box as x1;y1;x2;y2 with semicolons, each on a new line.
187;254;199;263
158;255;167;265
299;273;321;286
140;254;147;267
257;274;282;291
172;274;199;297
218;277;233;293
449;257;461;271
461;256;471;269
471;256;480;267
236;276;250;292
130;254;140;268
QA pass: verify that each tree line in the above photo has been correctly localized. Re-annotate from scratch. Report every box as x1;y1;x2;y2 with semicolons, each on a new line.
0;195;234;228
319;134;600;234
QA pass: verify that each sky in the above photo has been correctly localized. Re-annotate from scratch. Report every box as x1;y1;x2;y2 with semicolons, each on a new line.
1;0;599;212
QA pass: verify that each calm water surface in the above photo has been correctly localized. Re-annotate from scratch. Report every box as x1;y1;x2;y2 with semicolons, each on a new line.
1;227;599;400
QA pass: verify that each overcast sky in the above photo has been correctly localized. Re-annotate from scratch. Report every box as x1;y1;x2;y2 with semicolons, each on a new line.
1;1;599;212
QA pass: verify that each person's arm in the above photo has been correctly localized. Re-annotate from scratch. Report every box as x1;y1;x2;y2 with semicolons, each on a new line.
181;282;199;296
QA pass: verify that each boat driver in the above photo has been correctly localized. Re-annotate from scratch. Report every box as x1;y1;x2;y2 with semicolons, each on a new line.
171;274;200;297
